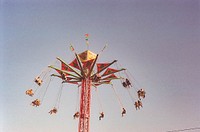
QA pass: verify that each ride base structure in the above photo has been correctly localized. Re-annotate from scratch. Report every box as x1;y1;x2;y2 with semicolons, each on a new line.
26;38;146;132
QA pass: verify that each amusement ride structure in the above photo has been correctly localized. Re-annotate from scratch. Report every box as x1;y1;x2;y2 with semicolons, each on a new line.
26;34;146;132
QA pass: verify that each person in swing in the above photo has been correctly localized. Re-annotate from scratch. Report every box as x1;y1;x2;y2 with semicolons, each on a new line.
121;108;126;117
49;107;58;114
34;76;43;86
99;112;104;120
31;99;41;107
137;89;146;100
73;111;80;119
125;78;132;87
25;89;34;96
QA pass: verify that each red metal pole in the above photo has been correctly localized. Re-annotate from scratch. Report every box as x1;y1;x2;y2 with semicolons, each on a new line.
78;78;91;132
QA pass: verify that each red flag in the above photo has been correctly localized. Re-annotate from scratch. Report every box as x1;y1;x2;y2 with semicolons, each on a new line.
55;69;62;74
82;59;94;70
69;59;80;70
102;68;119;76
61;62;71;71
60;59;80;72
101;74;118;80
96;63;111;73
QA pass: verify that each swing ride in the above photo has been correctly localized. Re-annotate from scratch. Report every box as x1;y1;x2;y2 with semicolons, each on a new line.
25;34;146;132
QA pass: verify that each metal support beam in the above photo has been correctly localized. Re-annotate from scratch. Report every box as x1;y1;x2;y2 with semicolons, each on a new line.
78;78;91;132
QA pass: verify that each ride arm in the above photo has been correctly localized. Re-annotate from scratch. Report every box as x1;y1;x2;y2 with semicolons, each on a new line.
88;54;99;77
91;60;117;77
75;53;85;77
101;68;126;78
56;57;82;78
48;65;80;78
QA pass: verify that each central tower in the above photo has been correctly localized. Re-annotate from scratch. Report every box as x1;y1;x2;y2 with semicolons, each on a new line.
77;50;97;132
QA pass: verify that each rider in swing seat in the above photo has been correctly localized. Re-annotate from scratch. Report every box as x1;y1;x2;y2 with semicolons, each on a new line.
122;81;127;88
25;89;34;96
125;78;132;87
73;111;80;119
49;107;58;114
134;101;140;110
99;112;104;120
35;77;43;86
31;99;41;107
121;108;126;117
138;100;143;108
137;89;146;100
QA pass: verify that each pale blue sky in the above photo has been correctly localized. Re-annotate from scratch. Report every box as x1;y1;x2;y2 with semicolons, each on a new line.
1;0;200;132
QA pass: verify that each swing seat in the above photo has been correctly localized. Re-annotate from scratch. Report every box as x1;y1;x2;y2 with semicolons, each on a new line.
35;77;43;86
26;89;34;96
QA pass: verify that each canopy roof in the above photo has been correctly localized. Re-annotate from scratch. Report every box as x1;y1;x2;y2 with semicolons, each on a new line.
49;50;125;86
78;50;97;62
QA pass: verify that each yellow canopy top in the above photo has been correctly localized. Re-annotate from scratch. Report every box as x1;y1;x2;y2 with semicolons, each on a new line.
78;50;97;62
